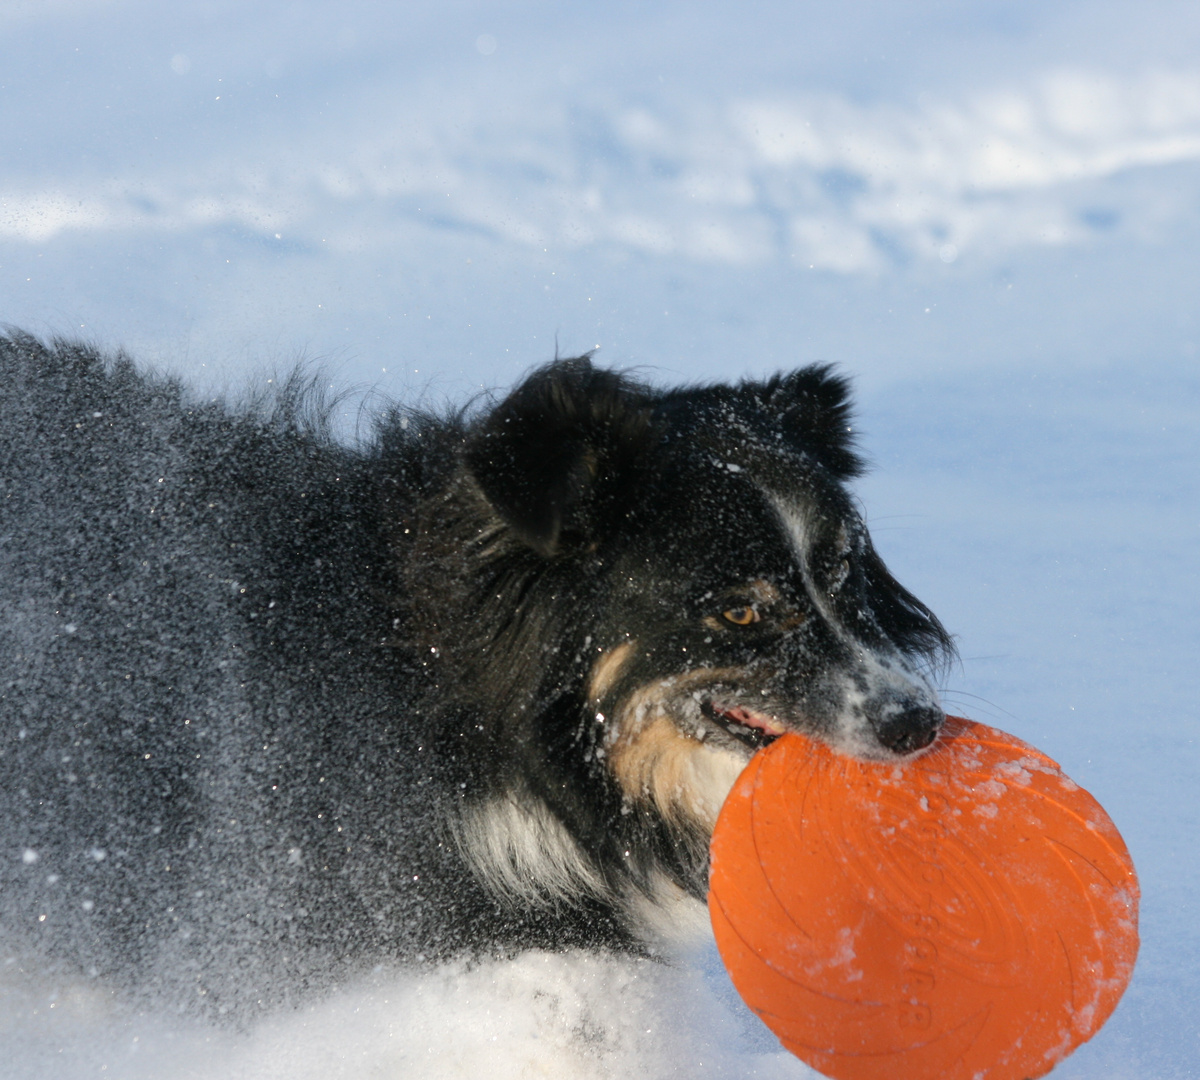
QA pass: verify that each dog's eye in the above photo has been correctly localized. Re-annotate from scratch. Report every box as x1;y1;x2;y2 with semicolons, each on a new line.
722;606;760;626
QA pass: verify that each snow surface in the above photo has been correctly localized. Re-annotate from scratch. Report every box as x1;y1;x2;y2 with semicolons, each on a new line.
1;2;1197;1077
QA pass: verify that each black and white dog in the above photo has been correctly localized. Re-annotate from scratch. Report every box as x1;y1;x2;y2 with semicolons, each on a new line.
0;333;951;1019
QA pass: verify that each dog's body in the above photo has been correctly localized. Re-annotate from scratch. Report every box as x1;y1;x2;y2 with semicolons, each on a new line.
0;333;951;1019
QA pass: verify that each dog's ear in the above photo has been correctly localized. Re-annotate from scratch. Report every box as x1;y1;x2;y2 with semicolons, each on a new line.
464;358;654;557
757;365;863;479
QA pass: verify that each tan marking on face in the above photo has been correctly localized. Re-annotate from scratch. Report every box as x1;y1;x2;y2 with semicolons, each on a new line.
748;579;781;604
606;667;751;829
608;716;745;830
587;641;637;702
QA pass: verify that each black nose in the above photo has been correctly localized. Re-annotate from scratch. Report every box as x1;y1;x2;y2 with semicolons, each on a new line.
872;705;944;755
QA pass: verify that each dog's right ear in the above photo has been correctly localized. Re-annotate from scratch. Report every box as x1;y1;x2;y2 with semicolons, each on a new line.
464;358;654;557
756;365;864;479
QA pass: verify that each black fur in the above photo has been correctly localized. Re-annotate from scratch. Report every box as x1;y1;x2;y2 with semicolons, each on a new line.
0;333;953;1019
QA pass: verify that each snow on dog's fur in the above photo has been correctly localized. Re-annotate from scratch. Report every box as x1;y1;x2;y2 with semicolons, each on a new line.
0;333;952;1023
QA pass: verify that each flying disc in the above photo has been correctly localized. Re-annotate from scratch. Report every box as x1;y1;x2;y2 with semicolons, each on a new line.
708;716;1138;1080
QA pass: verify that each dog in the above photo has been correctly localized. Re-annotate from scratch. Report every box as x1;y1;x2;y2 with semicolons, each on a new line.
0;332;952;1021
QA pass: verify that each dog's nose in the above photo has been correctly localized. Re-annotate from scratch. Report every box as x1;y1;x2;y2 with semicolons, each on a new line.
872;704;944;755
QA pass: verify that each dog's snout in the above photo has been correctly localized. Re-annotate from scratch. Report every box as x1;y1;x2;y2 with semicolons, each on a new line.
872;704;944;755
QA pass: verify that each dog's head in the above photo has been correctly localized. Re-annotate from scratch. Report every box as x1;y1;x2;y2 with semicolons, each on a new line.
424;357;953;906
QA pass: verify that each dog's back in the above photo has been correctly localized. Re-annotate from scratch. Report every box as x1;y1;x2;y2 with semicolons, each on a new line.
0;336;461;1011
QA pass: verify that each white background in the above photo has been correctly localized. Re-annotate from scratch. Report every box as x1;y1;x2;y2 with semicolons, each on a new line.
1;2;1197;1077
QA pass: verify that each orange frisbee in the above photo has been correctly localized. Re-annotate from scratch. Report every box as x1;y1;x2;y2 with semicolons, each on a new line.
708;716;1138;1080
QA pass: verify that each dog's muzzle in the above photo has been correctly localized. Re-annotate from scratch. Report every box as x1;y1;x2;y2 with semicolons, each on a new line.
870;703;944;755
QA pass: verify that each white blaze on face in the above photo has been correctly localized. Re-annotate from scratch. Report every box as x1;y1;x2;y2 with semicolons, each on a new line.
767;493;942;759
768;494;834;620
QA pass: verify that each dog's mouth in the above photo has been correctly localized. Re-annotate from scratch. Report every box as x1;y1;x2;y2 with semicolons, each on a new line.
701;700;786;751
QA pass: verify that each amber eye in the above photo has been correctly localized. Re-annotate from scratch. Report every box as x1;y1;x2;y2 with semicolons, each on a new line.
722;606;760;626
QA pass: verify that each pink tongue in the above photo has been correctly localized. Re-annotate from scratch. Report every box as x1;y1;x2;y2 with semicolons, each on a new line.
720;706;772;733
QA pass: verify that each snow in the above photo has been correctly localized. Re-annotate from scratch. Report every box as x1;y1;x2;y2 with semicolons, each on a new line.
0;949;811;1080
1;1;1197;1077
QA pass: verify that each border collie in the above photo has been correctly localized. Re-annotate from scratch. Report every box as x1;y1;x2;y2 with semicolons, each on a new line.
0;333;951;1019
